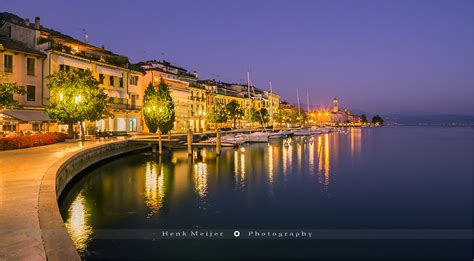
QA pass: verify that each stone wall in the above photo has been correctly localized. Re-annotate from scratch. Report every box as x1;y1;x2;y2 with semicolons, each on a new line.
38;140;150;260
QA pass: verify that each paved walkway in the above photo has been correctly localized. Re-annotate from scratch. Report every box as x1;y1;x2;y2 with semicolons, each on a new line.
0;140;113;260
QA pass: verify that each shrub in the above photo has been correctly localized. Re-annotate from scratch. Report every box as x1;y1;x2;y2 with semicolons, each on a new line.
0;132;68;151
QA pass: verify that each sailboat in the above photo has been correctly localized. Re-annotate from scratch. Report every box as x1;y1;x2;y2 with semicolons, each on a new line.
292;91;322;136
244;72;271;143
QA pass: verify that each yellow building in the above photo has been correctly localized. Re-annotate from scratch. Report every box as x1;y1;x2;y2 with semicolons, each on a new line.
0;12;145;134
37;32;144;133
188;83;207;132
0;36;49;132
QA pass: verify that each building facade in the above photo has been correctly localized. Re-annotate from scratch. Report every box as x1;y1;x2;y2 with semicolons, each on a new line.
1;12;283;135
0;12;144;134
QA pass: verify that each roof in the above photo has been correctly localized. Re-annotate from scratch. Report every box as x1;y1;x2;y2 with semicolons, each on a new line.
141;66;177;75
0;36;46;57
0;12;132;60
0;109;51;122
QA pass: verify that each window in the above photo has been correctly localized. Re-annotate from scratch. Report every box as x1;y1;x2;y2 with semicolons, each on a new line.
7;26;11;38
109;76;114;86
131;94;138;105
2;124;16;132
59;64;70;71
129;118;137;132
27;58;35;76
130;76;138;85
99;74;104;84
26;85;36;101
119;77;123;88
32;123;40;131
4;54;13;73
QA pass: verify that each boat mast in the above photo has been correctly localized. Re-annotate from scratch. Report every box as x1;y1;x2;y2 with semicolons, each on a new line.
269;82;274;125
296;89;301;117
247;71;251;131
306;92;310;112
307;92;310;127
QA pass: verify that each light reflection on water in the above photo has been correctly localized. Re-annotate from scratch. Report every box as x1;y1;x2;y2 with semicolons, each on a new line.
62;133;342;252
64;192;92;254
193;162;208;198
144;160;165;217
60;127;473;259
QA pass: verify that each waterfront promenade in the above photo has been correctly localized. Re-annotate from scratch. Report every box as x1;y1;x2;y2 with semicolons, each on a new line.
0;140;116;260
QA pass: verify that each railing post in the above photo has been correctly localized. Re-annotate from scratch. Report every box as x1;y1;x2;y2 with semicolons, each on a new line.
158;130;163;155
216;129;221;156
187;128;193;155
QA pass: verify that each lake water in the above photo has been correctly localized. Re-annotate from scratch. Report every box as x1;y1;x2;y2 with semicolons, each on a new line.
59;126;473;259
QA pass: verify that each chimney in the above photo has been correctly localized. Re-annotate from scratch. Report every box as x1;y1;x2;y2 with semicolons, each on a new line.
24;18;30;26
35;17;40;29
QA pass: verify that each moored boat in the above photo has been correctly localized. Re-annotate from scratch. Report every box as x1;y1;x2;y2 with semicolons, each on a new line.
245;132;270;143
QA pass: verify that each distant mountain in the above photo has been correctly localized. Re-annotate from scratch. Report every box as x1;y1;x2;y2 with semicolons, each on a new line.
382;114;474;126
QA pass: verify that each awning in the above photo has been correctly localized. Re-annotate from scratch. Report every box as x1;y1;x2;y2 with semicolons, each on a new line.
96;66;123;78
117;90;129;99
0;109;51;122
103;89;120;98
57;56;92;70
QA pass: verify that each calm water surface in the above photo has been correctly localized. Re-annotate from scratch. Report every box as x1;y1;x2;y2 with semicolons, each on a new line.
60;127;473;259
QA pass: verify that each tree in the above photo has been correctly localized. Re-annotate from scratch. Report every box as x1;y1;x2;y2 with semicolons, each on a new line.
272;110;285;128
250;107;270;128
143;80;175;154
225;100;244;129
143;82;159;133
0;73;25;108
361;114;368;123
156;79;175;135
208;104;228;129
371;115;384;125
273;103;304;128
47;69;111;139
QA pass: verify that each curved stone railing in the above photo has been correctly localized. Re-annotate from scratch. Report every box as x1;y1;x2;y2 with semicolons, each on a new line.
38;140;150;260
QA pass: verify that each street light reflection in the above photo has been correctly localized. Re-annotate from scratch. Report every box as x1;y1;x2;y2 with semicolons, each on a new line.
64;192;92;254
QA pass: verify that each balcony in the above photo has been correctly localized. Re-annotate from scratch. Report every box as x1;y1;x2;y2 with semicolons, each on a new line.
108;97;128;110
127;104;142;111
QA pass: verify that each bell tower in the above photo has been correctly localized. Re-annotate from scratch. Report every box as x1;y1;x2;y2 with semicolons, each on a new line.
333;98;338;112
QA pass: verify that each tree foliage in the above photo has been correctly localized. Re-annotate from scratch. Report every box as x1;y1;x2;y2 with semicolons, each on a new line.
225;100;244;128
142;80;176;134
208;104;228;124
0;73;25;108
250;107;270;127
273;103;306;127
371;115;384;125
47;69;111;138
143;82;159;133
361;114;368;123
156;79;175;134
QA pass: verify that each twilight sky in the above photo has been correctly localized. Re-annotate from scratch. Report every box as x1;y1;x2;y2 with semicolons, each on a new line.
3;0;473;115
